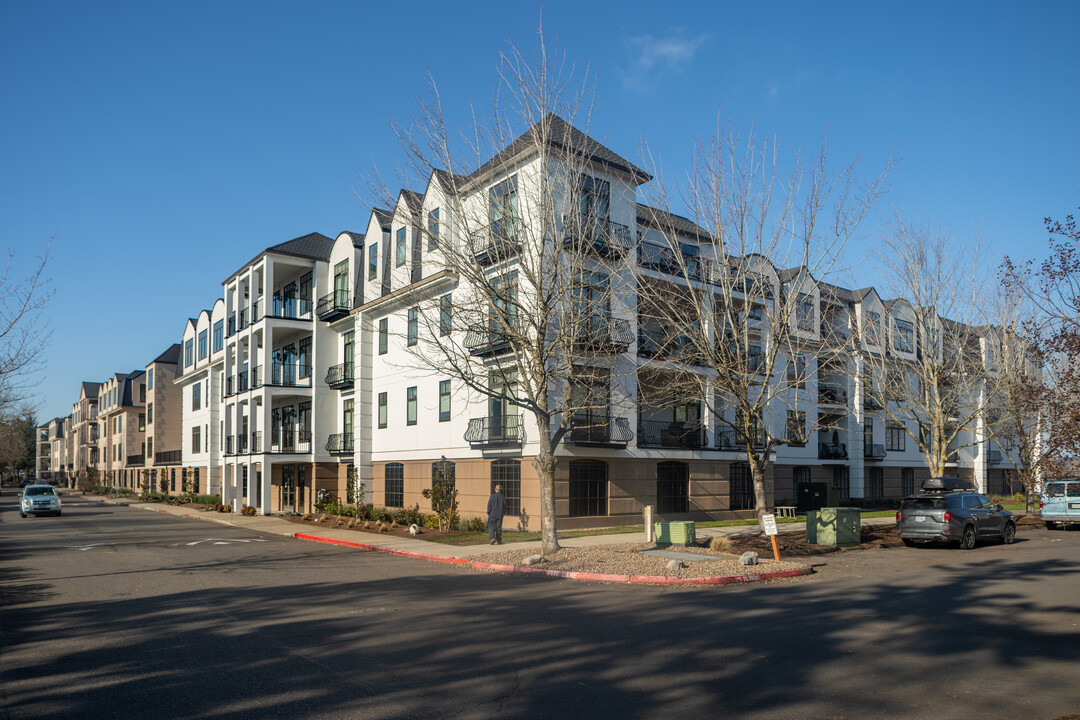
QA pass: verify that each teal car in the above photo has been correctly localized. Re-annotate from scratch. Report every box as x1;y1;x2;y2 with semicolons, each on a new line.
1040;479;1080;529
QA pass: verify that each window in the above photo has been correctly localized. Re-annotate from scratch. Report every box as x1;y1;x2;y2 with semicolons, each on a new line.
378;318;388;355
431;460;455;491
147;402;153;424
395;227;407;266
568;460;608;517
901;468;914;497
117;415;122;433
577;175;610;222
428;207;440;250
299;337;311;379
886;423;906;452
833;466;850;500
893;318;915;353
242;466;249;498
369;244;378;280
407;307;418;346
406;386;417;426
333;260;349;307
787;355;806;389
796;293;814;332
657;461;689;514
198;330;208;360
343;331;355;376
148;368;154;391
378;392;387;429
786;410;806;446
489;175;520;242
730;462;755;510
867;468;884;500
439;380;451;422
439;294;452;336
184;339;193;367
864;310;882;345
385;462;404;507
192;426;201;454
140;383;146;403
863;417;874;455
491;459;521;516
170;469;176;492
213;320;224;352
299;272;312;316
139;414;146;432
192;383;202;411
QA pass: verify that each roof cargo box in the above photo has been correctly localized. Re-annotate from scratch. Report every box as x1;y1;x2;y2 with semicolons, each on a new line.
921;476;972;492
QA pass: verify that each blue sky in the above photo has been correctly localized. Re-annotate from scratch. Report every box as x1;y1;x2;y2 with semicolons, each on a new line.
3;1;1077;423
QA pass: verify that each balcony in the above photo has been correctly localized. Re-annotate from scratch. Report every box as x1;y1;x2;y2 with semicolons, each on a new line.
270;362;313;388
317;290;351;321
818;443;848;460
638;241;703;281
470;222;522;266
571;316;633;353
126;454;146;466
637;420;704;450
237;433;249;454
326;433;355;455
638;327;707;366
987;449;1003;465
155;450;182;465
268;295;312;321
225;435;234;455
821;324;852;347
715;428;765;451
864;443;886;461
818;384;848;406
227;313;236;337
562;214;632;258
464;324;515;358
251;431;262;454
251;365;263;389
863;395;883;412
566;414;633;448
465;414;525;448
326;362;355;390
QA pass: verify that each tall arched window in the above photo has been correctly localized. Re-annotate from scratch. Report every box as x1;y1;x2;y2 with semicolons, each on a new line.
569;460;607;517
730;462;754;510
657;461;689;514
385;463;404;507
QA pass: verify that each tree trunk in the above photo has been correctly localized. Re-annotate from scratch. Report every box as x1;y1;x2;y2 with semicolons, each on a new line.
749;452;769;533
533;428;560;555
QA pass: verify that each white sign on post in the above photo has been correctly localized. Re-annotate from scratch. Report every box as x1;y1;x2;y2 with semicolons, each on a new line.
762;513;778;536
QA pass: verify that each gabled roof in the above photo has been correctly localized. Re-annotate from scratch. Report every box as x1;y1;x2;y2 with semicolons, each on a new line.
818;281;857;304
468;114;652;186
80;381;102;399
340;231;366;249
400;189;423;216
372;208;393;229
226;232;334;283
636;203;712;241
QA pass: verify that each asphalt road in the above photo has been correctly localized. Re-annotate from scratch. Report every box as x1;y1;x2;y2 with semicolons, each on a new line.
2;493;1079;720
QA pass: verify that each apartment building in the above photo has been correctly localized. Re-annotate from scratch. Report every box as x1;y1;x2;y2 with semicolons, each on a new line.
70;382;101;489
176;301;226;497
97;370;146;488
142;344;184;491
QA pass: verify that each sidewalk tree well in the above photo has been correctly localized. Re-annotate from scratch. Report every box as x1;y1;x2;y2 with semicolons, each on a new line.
635;126;891;531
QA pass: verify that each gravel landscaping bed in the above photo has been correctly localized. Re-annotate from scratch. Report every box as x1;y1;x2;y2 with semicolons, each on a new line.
471;542;808;580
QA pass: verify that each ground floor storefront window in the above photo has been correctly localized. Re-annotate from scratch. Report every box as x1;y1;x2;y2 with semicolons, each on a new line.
491;459;521;516
568;460;607;517
657;461;689;514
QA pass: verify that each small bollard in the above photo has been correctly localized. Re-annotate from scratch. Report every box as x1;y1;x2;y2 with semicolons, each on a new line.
643;505;655;542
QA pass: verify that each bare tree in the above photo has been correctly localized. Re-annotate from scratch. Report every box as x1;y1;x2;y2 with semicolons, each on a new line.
863;214;993;479
636;128;891;529
373;33;641;555
0;241;52;413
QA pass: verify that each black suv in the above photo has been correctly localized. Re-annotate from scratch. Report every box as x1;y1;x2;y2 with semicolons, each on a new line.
896;477;1015;549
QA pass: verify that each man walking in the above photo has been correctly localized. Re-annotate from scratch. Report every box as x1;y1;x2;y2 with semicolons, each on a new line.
487;484;506;545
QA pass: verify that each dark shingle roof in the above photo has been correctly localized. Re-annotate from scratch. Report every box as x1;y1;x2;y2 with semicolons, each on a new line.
152;343;182;365
266;232;335;262
400;189;423;216
468;114;651;185
372;208;393;229
341;231;366;249
636;203;712;241
81;381;102;399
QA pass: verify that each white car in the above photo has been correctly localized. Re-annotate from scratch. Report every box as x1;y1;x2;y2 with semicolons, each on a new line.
20;484;62;518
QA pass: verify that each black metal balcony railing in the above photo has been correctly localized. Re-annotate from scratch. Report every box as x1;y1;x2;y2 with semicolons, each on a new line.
326;433;355;454
251;431;262;454
637;420;705;449
227;314;236;337
821;324;852;346
566;414;633;447
270;362;313;387
819;443;848;460
251;301;261;323
863;395;884;412
987;449;1003;465
571;316;633;352
562;214;633;257
465;414;526;447
126;454;146;466
715;428;765;450
864;443;886;461
225;376;234;397
251;365;263;389
638;327;708;366
326;362;355;389
317;291;351;321
237;371;249;393
818;384;848;406
470;221;523;266
155;450;183;465
225;435;234;455
237;433;248;454
464;323;516;357
638;241;682;277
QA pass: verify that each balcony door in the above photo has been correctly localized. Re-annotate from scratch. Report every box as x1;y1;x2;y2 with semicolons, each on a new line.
578;175;610;236
570;367;611;442
572;272;609;338
488;371;518;441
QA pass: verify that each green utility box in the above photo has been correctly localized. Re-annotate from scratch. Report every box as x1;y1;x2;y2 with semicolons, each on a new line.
805;507;861;546
654;521;696;546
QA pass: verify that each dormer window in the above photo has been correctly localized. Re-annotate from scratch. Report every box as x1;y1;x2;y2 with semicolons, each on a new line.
795;294;814;332
893;318;914;354
395;227;407;267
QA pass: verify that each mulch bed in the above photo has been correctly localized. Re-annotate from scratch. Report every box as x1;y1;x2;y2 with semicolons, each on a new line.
286;513;481;543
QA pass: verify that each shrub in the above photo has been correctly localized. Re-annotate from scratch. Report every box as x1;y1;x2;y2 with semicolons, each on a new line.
1013;492;1025;502
241;505;257;516
221;504;232;513
465;517;486;533
422;513;441;529
192;494;221;505
710;536;731;553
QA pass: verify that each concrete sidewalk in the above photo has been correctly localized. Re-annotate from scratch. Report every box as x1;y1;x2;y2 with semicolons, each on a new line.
76;491;896;560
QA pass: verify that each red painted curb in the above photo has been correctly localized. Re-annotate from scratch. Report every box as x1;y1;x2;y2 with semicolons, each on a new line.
293;533;472;565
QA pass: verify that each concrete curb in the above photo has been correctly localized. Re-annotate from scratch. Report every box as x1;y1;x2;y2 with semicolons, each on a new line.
294;531;813;585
